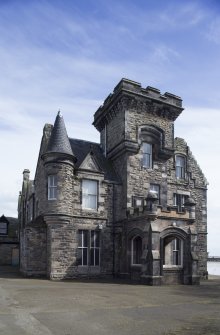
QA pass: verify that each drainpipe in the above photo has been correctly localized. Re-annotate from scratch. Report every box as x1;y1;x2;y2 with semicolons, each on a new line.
112;183;115;277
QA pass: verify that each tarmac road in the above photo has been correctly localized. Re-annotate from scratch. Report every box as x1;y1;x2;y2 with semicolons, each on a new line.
0;269;220;335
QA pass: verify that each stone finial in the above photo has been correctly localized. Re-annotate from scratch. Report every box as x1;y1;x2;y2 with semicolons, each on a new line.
23;169;30;181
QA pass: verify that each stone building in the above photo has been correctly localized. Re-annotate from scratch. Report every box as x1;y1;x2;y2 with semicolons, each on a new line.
0;215;19;266
18;79;208;285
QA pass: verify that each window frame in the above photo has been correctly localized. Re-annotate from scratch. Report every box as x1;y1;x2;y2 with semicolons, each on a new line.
82;179;98;210
77;230;100;267
163;236;183;268
0;222;8;235
142;142;153;169
175;155;186;180
78;230;88;266
150;184;160;203
132;196;144;208
173;193;188;212
90;230;100;266
48;175;57;200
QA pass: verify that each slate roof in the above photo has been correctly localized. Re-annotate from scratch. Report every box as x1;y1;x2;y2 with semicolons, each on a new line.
46;112;74;156
69;138;120;183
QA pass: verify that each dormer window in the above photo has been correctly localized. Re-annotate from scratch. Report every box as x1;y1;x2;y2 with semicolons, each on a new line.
175;155;185;179
82;179;98;210
142;143;152;168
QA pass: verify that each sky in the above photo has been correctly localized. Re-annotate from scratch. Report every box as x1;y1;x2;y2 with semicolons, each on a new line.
0;0;220;255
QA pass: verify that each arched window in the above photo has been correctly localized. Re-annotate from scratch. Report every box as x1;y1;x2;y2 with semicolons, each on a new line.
175;155;185;179
131;236;142;265
163;236;183;267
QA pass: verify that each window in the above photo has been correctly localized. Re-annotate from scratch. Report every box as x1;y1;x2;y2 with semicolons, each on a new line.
173;193;187;212
48;175;57;200
142;143;152;168
0;222;8;235
131;236;142;265
82;179;98;210
78;230;88;266
90;231;100;266
150;184;160;202
172;238;181;265
163;236;182;267
133;196;144;207
78;230;100;266
176;155;185;179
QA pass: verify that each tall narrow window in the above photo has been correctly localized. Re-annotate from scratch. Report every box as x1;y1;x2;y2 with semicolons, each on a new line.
172;238;181;265
163;236;182;267
131;236;142;265
90;231;100;266
150;184;160;203
176;155;185;179
142;143;152;168
48;175;57;200
82;180;98;210
78;230;88;266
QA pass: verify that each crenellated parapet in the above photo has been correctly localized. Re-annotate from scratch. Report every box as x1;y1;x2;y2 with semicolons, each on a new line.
93;78;183;132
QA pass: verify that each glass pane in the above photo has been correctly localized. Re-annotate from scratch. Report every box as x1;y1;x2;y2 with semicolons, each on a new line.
83;180;97;195
90;248;95;266
91;231;95;247
78;230;82;246
88;195;97;209
95;248;100;266
143;143;152;154
83;231;88;247
78;248;82;265
150;184;159;197
176;156;185;167
83;248;88;265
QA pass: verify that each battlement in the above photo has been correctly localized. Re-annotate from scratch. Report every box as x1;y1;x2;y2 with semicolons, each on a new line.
113;78;182;107
93;78;183;131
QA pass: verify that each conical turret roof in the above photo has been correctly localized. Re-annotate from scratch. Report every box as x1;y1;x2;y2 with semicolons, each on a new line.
46;111;74;156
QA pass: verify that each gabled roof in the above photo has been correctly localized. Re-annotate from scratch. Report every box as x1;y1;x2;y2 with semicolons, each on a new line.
0;215;9;224
69;138;120;183
46;111;74;156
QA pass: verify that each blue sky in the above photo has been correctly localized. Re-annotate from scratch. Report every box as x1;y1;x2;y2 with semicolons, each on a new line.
0;0;220;255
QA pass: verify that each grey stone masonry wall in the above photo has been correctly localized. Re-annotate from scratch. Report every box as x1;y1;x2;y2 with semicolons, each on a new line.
19;78;208;285
45;216;112;280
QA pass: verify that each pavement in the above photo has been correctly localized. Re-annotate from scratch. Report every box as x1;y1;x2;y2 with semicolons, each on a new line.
0;267;220;335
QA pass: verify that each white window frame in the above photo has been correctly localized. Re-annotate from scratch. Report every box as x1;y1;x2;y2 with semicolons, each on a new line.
78;230;88;266
172;238;182;266
48;175;57;200
176;155;185;179
90;231;100;266
142;143;152;168
82;179;98;210
163;236;183;268
131;236;142;265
